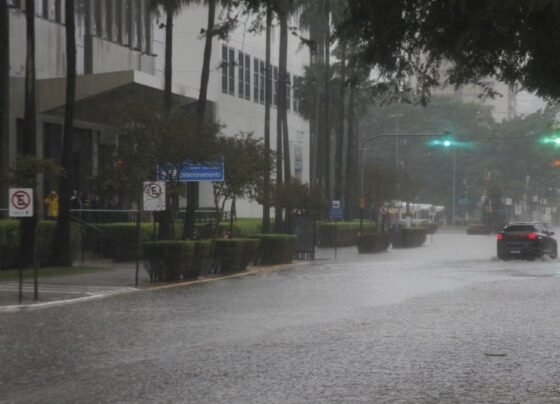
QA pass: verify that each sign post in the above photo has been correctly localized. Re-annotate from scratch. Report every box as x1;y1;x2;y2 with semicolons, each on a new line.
141;182;166;287
329;201;344;259
9;188;34;304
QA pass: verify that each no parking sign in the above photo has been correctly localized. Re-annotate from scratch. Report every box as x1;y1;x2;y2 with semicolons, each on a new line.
9;188;33;217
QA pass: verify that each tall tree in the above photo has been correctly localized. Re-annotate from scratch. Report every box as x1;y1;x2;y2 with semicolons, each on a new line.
0;0;9;196
20;0;37;267
52;0;77;266
333;41;346;201
262;0;273;233
185;0;236;239
343;0;560;103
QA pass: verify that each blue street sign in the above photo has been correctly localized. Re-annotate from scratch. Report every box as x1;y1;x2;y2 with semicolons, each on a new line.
157;160;224;182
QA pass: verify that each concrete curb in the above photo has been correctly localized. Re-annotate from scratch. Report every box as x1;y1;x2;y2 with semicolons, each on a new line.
0;262;307;313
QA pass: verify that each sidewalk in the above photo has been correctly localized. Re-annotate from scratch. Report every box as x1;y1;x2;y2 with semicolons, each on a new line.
0;259;310;311
0;261;150;310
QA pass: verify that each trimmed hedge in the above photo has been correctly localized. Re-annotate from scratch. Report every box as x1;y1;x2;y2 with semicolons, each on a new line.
212;238;259;275
357;233;391;254
86;223;155;262
143;241;197;282
249;234;297;265
194;240;214;277
317;222;377;247
0;221;19;270
0;220;81;269
390;227;427;248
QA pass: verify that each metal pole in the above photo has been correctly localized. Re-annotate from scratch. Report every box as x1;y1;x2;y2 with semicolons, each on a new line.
452;147;456;227
360;146;365;233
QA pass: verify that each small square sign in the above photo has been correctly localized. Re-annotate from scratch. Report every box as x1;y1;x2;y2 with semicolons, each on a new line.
9;188;34;217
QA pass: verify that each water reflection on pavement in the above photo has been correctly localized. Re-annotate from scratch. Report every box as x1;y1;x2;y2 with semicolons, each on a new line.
2;230;560;403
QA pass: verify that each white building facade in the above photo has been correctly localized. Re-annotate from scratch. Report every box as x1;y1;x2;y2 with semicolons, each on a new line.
4;0;310;218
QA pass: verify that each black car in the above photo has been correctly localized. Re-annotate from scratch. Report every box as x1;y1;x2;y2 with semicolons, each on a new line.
497;222;558;260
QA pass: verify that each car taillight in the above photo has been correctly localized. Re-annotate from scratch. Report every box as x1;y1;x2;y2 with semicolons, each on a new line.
528;232;538;240
497;234;503;240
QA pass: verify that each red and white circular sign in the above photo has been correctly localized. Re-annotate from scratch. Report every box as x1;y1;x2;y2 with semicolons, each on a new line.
9;188;34;217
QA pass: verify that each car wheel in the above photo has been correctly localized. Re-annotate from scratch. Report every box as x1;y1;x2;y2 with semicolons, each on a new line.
498;251;510;261
552;245;558;259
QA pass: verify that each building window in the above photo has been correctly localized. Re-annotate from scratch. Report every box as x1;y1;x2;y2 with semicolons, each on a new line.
272;66;279;107
253;58;265;104
42;0;49;18
54;0;61;23
293;75;302;113
286;73;291;112
238;51;250;101
144;1;152;54
222;45;235;95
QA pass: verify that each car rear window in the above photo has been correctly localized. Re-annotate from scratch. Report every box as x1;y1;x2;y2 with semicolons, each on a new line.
505;225;536;232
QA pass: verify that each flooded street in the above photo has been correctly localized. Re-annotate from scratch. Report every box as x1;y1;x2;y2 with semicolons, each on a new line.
2;231;560;403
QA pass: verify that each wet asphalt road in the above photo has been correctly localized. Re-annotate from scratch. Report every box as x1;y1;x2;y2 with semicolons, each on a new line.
2;232;560;403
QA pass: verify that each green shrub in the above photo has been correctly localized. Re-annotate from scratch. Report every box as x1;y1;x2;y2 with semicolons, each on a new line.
317;221;377;247
213;238;259;275
36;221;81;266
194;240;214;276
0;220;19;270
357;233;391;254
87;223;154;262
249;234;296;265
391;228;427;248
0;220;81;269
143;241;197;282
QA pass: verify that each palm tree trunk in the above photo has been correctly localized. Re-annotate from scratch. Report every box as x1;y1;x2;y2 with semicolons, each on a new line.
21;0;37;268
158;5;174;240
183;0;217;240
196;0;215;120
52;0;76;266
0;0;9;196
334;41;346;201
274;8;283;232
164;6;173;110
262;0;272;233
322;0;331;203
279;2;291;232
344;82;356;220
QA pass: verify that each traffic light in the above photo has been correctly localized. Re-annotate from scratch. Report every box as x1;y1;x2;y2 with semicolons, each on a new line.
539;132;560;147
427;131;473;149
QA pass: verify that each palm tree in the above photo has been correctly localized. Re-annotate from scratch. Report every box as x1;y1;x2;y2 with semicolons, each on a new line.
298;0;331;202
0;0;9;192
20;0;37;268
262;0;272;233
52;0;77;266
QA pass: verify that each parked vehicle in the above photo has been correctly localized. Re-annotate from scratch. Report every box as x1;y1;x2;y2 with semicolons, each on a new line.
497;222;557;260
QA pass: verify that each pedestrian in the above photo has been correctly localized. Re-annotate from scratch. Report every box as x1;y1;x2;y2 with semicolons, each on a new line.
71;190;82;210
44;190;59;219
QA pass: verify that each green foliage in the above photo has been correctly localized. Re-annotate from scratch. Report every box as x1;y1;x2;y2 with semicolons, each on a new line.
0;220;19;269
87;223;156;262
357;232;391;253
249;234;296;265
343;1;560;102
212;238;259;274
272;181;325;217
143;240;198;282
317;221;377;247
212;133;271;225
391;228;427;249
0;220;80;269
1;156;60;188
